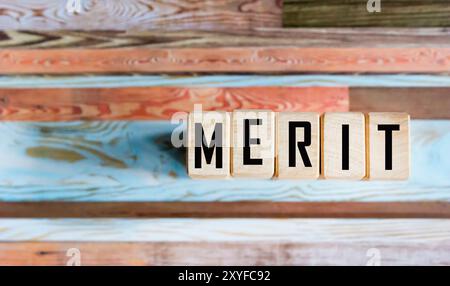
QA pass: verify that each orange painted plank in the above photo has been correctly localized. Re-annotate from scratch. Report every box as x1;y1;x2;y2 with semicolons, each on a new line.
0;48;448;74
0;87;348;121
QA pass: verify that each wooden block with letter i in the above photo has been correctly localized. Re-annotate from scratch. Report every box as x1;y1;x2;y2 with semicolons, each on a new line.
322;112;366;180
232;110;275;178
187;111;231;179
276;112;320;179
368;112;410;180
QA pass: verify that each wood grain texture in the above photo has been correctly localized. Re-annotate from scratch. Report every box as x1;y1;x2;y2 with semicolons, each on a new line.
2;29;450;49
350;88;450;119
2;218;450;242
1;75;450;88
368;113;410;180
1;219;450;265
276;112;320;179
322;112;366;180
1;202;450;218
187;111;231;179
0;87;348;121
2;240;450;265
232;110;275;178
283;0;450;27
0;0;281;31
0;120;449;203
1;47;449;74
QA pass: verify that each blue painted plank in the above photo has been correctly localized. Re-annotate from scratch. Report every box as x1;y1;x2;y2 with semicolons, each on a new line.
0;120;448;202
1;75;450;88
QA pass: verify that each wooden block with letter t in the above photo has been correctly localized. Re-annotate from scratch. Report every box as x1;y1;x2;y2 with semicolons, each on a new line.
368;112;410;180
322;112;366;180
276;112;320;179
187;111;231;179
232;110;275;178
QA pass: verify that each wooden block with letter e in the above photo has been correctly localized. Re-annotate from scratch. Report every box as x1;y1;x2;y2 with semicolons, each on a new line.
276;112;320;179
187;111;231;179
232;110;275;178
322;112;366;180
368;112;410;180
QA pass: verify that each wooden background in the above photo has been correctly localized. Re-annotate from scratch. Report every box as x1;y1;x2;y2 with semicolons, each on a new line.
284;0;450;27
0;0;449;265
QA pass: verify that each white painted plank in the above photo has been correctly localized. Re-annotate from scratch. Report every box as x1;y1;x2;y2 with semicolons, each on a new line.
0;218;449;242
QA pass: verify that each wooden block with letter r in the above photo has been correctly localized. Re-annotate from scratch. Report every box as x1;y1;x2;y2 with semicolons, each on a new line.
232;110;275;178
276;112;320;179
187;111;231;179
368;112;410;180
322;112;366;180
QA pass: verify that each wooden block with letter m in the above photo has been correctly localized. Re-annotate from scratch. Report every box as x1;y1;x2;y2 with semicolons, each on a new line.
187;111;231;179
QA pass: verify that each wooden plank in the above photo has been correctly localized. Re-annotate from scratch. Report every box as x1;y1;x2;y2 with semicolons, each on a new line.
0;0;281;31
350;88;450;119
2;75;450;88
1;219;450;265
1;240;450;265
2;29;450;49
1;202;450;218
0;74;450;89
0;120;449;203
0;87;348;121
1;47;449;74
283;0;450;27
2;218;449;242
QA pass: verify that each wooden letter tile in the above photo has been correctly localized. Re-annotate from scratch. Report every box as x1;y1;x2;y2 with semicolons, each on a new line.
322;112;366;180
232;110;275;178
276;112;320;179
187;111;231;179
368;112;410;180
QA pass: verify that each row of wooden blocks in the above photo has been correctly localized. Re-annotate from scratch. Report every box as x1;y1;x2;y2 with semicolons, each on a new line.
187;111;410;180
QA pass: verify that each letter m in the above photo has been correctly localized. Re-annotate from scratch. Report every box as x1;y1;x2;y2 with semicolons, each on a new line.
194;123;223;168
